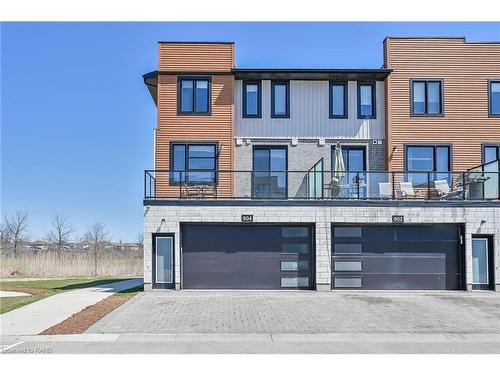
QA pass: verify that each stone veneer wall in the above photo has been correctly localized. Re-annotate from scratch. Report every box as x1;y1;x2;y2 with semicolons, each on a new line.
144;203;500;292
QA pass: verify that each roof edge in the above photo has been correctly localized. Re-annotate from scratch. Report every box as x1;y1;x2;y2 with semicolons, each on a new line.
158;41;235;44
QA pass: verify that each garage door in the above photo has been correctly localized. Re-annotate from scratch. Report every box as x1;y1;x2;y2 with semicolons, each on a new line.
182;224;314;289
331;225;464;290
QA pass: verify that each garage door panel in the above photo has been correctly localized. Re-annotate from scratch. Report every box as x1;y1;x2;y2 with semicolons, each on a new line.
183;252;281;289
356;255;447;274
182;224;314;290
332;225;464;290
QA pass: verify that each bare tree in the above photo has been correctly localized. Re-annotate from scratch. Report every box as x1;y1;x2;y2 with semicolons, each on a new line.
1;220;12;252
83;222;109;277
46;215;73;253
136;232;144;245
3;211;29;257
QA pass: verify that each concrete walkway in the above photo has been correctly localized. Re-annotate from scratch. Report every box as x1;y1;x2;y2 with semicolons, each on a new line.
0;291;32;297
0;278;143;335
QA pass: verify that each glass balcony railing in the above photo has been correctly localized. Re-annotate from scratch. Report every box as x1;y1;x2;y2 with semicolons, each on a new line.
144;168;500;201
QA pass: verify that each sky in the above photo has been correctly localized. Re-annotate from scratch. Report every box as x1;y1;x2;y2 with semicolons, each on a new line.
1;22;500;242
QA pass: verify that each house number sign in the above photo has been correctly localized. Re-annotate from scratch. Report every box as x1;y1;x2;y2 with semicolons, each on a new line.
241;215;254;223
392;215;404;224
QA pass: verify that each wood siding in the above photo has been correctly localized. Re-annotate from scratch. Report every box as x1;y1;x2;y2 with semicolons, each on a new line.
235;80;386;140
155;43;235;197
384;38;500;171
158;43;234;72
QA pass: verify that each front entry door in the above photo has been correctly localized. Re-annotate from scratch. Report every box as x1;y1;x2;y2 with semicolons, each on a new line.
152;233;175;289
472;236;494;290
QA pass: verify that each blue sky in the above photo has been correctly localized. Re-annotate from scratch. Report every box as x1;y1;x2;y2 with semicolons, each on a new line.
2;22;499;241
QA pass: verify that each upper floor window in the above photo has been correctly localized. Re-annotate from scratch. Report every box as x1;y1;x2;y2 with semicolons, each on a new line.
406;145;450;186
329;82;348;119
489;80;500;117
243;81;261;118
178;77;210;114
271;81;290;118
171;143;217;184
411;80;443;116
357;82;376;119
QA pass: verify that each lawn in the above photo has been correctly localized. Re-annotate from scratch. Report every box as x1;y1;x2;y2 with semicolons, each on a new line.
0;277;130;314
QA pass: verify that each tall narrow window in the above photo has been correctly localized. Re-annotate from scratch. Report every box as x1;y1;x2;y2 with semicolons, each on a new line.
271;82;290;118
178;77;210;114
411;80;443;115
357;83;376;119
329;82;348;118
489;80;500;116
252;146;287;198
243;81;261;118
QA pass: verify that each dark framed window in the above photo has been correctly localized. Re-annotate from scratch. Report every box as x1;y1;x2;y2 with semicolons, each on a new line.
483;145;500;163
405;145;451;186
357;82;376;119
329;82;348;118
411;79;443;116
170;142;217;184
271;81;290;118
178;77;211;114
243;81;261;118
489;80;500;117
331;145;367;198
252;146;288;198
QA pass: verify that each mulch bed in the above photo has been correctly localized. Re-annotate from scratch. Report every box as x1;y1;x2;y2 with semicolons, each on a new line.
39;293;133;335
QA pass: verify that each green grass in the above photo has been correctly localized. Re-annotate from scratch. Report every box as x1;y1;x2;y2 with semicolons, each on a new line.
0;277;131;315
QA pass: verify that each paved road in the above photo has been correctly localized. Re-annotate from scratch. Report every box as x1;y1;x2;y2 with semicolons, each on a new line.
0;278;143;335
89;290;500;335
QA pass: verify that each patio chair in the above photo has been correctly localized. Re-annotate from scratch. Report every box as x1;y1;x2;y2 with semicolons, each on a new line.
399;182;417;199
433;179;462;200
378;182;393;199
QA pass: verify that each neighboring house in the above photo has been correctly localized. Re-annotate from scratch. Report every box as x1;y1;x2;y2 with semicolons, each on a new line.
142;39;500;292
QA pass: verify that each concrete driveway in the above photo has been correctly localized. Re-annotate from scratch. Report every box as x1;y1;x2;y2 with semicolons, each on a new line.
88;291;500;335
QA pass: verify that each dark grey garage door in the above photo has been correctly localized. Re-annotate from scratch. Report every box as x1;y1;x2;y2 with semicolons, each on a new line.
331;224;464;290
182;224;314;289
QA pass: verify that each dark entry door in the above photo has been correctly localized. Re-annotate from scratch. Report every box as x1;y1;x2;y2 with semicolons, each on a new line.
182;224;314;289
331;224;464;290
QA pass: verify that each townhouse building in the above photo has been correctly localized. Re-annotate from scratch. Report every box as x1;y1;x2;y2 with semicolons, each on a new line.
142;38;500;292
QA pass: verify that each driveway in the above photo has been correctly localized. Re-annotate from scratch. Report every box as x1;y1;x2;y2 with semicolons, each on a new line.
3;291;499;354
88;291;500;335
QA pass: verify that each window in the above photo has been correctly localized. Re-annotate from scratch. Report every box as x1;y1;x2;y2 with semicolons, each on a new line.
329;82;348;118
178;77;210;114
411;80;443;115
357;82;376;119
405;145;451;186
489;80;500;116
271;81;290;118
252;146;287;198
171;143;217;184
484;145;500;163
243;81;261;118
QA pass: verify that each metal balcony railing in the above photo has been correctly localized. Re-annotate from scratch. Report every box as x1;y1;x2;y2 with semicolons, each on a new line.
144;165;500;201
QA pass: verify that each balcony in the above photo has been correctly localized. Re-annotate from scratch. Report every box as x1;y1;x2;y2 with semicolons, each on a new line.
144;160;499;202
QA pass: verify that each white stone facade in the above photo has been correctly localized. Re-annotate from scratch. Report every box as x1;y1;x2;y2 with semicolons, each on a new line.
143;202;500;291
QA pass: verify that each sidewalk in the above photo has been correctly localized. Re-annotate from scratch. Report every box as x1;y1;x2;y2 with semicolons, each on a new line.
0;278;143;336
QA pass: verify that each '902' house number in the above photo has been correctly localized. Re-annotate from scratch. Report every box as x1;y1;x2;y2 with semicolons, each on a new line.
392;215;404;224
241;214;253;223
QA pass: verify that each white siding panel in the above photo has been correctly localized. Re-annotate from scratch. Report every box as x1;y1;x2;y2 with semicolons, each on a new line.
235;80;385;139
